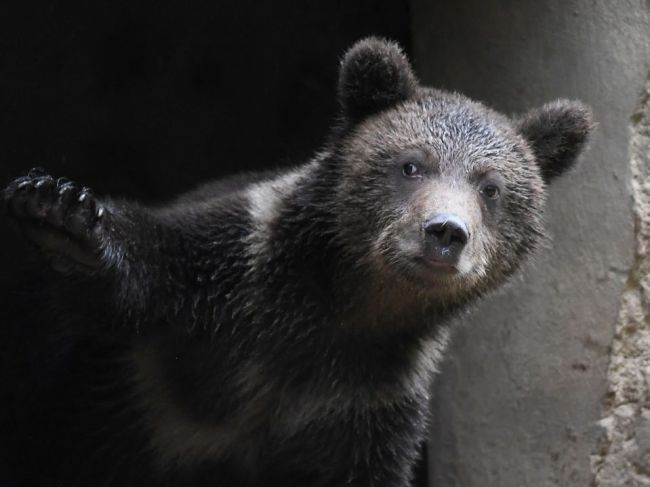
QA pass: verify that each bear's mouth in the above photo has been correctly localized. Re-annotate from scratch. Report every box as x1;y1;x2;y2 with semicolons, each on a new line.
394;257;461;289
412;257;458;275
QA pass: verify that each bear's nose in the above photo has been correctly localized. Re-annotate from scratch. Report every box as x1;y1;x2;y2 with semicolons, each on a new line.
424;213;469;259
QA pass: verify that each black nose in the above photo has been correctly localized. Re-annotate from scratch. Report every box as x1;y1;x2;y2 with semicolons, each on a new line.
424;213;470;248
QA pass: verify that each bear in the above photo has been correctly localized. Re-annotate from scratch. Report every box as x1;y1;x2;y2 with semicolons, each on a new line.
1;37;592;487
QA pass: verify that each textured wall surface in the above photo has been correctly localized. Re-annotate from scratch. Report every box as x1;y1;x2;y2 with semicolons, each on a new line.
592;78;650;486
412;1;650;485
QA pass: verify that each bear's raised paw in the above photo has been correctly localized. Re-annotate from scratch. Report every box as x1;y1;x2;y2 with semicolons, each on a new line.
3;168;106;272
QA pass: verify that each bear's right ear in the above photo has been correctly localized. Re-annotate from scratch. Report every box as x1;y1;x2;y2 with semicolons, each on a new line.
338;37;418;126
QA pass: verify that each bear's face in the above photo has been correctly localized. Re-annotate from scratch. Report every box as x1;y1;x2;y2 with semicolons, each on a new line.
336;94;544;295
331;38;592;302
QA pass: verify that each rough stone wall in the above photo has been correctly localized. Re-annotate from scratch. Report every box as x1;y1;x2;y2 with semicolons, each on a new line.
592;78;650;486
412;1;650;485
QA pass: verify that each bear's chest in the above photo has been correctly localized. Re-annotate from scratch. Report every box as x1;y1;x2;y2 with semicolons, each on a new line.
129;329;447;470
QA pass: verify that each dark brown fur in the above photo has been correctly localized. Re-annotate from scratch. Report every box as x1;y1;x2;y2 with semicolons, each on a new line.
1;38;592;486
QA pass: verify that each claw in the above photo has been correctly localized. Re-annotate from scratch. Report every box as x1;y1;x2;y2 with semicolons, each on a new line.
56;177;71;188
58;182;75;196
16;180;32;190
34;176;54;189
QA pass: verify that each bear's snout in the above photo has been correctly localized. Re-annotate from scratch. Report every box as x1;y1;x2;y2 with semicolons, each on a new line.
423;213;469;265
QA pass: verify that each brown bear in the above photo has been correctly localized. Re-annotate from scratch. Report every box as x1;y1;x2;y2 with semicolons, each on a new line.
2;37;592;487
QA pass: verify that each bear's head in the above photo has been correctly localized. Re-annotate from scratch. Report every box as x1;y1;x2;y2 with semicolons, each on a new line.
328;38;592;305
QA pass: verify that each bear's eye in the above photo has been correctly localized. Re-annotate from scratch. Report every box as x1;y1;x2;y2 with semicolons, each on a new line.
402;163;419;177
481;184;500;200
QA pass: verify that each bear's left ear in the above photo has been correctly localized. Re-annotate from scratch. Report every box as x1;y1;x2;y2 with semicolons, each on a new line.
338;37;419;125
516;99;594;182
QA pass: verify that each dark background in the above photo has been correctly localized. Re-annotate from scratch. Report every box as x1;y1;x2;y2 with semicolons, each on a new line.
0;1;428;485
0;1;411;200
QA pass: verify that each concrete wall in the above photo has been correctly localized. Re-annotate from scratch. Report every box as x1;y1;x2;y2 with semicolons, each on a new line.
412;1;650;485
